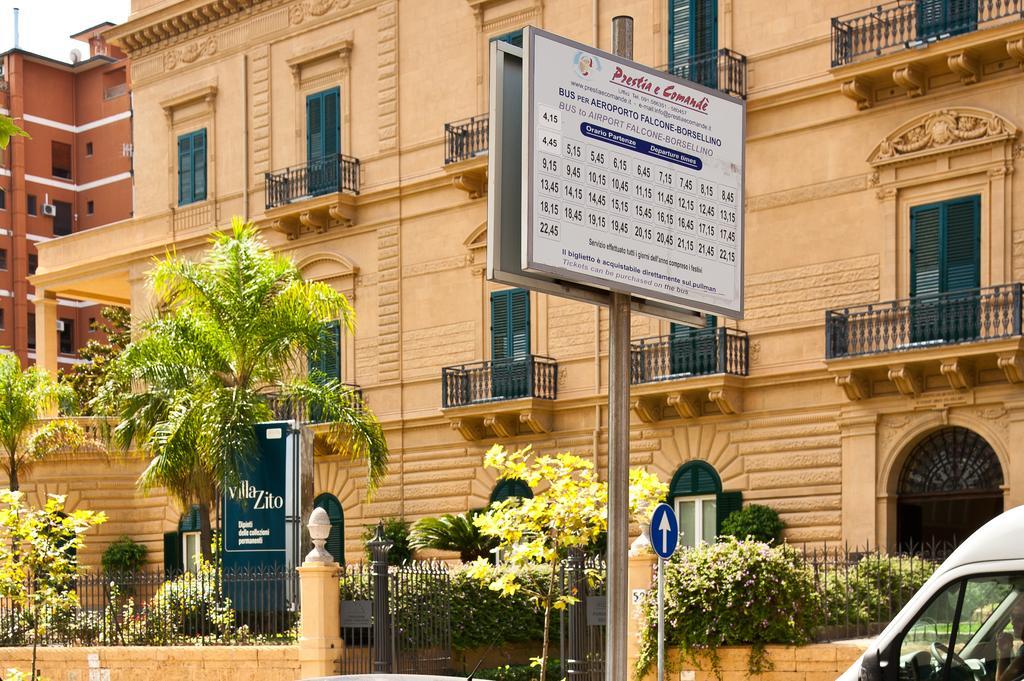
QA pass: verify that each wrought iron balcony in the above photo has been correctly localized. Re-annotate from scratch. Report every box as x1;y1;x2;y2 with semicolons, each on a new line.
826;284;1023;359
444;114;489;165
667;48;747;100
267;384;364;423
831;0;1024;67
441;355;557;408
264;155;360;210
631;327;749;385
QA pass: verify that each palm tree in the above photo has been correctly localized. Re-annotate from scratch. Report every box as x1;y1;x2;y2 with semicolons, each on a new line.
410;510;498;562
96;217;389;558
0;353;84;491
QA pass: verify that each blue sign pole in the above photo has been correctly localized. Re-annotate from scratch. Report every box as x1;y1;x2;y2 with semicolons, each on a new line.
650;503;679;681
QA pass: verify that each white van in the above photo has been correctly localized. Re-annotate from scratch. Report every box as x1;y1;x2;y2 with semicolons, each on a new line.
839;505;1024;681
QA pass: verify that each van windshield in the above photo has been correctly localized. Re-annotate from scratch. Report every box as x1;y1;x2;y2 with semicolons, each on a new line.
895;574;1024;681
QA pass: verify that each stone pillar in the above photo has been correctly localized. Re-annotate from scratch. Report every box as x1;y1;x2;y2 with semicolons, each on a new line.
34;290;59;375
627;532;656;675
297;508;342;679
1003;402;1024;511
839;413;879;548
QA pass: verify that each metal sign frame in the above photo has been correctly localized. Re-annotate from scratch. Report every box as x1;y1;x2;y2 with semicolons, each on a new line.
487;39;705;326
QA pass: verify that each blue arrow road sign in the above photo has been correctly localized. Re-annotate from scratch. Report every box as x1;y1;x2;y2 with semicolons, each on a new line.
650;503;678;560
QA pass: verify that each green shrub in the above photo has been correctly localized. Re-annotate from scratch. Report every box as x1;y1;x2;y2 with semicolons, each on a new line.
144;561;238;643
101;536;148;575
822;554;937;626
478;660;561;681
362;518;412;565
637;538;821;679
718;504;783;544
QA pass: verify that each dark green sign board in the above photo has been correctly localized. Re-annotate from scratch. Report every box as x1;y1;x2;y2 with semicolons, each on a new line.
222;422;294;611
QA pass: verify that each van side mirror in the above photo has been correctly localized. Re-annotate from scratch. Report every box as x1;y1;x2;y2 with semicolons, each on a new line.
859;649;884;681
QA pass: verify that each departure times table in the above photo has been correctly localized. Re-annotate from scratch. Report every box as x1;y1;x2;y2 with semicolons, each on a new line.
523;28;745;317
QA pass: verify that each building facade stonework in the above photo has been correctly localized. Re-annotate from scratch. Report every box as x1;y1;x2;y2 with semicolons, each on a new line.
25;0;1024;567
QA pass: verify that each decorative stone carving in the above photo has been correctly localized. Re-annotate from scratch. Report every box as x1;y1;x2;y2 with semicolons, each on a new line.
708;387;740;415
888;365;921;397
835;371;869;401
892;63;927;98
868;108;1019;166
997;351;1024;383
880;414;913;449
1007;35;1024;69
164;37;217;70
289;0;348;25
450;418;484;441
519;411;551;434
484;414;517;439
666;392;699;419
947;51;981;85
939;358;972;391
840;77;873;110
631;396;663;424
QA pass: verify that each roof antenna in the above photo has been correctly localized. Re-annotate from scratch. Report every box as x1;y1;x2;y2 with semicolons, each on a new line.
13;8;20;49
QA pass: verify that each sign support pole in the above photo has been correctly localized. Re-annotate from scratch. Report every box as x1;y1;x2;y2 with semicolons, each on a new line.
658;556;665;681
606;17;633;681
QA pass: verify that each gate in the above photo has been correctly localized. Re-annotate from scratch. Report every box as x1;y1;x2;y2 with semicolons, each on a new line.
337;523;452;675
560;550;607;680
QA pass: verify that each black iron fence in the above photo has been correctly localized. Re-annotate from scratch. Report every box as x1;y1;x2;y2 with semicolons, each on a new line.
338;525;452;675
445;114;489;165
267;384;365;423
0;566;298;647
559;550;607;681
802;542;955;641
832;0;1024;66
441;355;558;408
265;154;360;210
667;48;748;99
631;327;748;384
825;283;1023;359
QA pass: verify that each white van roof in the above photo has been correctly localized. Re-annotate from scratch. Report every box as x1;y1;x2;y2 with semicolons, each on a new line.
935;504;1024;575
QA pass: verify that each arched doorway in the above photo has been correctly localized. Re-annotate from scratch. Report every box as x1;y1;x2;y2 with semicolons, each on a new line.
897;427;1004;550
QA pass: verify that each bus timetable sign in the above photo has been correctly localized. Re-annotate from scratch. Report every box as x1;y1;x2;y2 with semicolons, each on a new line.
523;27;745;318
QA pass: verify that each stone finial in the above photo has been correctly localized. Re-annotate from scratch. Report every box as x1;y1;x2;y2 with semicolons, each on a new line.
305;507;335;565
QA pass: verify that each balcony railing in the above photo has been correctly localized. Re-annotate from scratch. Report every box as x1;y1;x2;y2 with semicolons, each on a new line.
826;284;1023;359
831;0;1024;67
667;48;748;99
631;327;749;384
267;384;364;423
441;355;557;408
444;114;489;165
264;155;360;210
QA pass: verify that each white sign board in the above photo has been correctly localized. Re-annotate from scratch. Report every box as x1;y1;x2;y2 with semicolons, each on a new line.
523;27;745;318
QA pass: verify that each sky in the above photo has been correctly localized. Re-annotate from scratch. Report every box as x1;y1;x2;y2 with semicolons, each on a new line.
0;0;130;63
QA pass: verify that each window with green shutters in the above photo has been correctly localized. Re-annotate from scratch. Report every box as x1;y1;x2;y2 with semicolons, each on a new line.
307;88;340;196
490;29;523;48
177;129;207;206
667;460;742;546
490;289;530;399
910;195;980;342
917;0;977;41
490;478;534;503
307;321;341;421
669;0;718;87
669;315;718;376
313;493;345;563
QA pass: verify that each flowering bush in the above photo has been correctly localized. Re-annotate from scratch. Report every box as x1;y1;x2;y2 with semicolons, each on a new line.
822;554;937;626
636;539;821;679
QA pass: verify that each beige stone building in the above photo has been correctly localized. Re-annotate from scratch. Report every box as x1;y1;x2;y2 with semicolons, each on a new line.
25;0;1024;569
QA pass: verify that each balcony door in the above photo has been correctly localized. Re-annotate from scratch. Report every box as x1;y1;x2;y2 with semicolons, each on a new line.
910;195;980;344
668;0;718;88
669;315;716;377
491;289;530;400
306;87;340;197
916;0;977;42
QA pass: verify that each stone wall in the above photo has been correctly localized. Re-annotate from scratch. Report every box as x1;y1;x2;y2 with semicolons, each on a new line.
0;646;298;681
642;643;869;681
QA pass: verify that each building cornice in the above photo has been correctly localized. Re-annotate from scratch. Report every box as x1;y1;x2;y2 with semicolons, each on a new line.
104;0;276;54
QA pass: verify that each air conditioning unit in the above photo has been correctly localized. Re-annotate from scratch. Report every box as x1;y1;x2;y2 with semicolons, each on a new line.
41;203;56;217
56;320;65;332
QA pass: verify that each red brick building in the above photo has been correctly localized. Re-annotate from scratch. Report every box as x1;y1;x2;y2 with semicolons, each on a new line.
0;22;131;368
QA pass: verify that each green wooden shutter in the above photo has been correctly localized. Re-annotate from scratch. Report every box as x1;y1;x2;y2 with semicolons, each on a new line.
307;92;323;162
918;0;977;39
307;321;341;381
917;0;946;38
692;0;718;56
491;289;530;399
715;491;743;534
490;478;534;503
163;531;182;575
944;196;980;293
314;494;345;563
192;129;207;202
668;461;722;500
668;0;692;71
509;289;530;360
177;134;193;206
322;89;340;158
491;290;511;360
910;204;942;298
